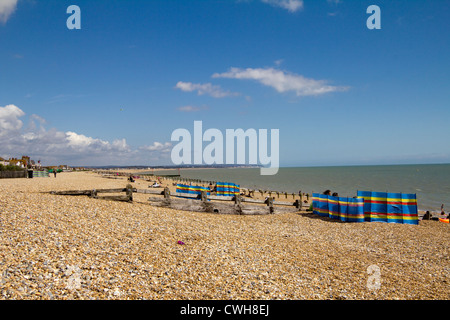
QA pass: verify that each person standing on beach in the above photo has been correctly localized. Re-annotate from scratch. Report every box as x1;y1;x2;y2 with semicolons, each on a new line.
441;204;445;215
53;169;57;178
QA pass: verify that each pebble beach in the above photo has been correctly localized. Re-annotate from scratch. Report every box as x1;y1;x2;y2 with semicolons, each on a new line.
0;171;448;300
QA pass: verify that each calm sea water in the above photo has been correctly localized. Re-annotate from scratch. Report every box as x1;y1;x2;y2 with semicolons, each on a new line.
152;164;450;212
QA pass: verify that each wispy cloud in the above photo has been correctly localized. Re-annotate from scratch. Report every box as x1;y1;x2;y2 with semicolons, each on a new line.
261;0;303;13
274;59;284;66
0;0;18;24
213;67;349;97
139;142;172;153
175;81;239;98
46;93;88;104
327;0;342;16
177;105;209;112
327;0;342;5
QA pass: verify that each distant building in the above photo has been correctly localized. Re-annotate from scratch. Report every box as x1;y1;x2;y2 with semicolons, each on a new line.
2;155;41;169
0;157;8;166
9;158;26;168
21;156;31;167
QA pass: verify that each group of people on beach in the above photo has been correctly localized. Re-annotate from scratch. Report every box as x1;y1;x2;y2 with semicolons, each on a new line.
127;174;162;188
323;189;339;197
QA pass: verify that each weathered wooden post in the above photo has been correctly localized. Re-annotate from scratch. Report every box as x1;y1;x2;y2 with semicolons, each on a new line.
294;199;301;210
126;184;133;202
164;187;170;199
285;192;288;199
267;197;274;214
201;190;208;203
234;194;242;215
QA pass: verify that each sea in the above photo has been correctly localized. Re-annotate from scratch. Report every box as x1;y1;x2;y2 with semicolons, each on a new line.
149;164;450;212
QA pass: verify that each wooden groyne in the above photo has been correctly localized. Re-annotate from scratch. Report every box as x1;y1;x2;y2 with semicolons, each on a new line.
94;170;311;203
50;185;304;215
148;188;303;215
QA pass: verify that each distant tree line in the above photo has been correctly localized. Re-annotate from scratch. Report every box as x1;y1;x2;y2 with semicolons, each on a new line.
0;164;26;171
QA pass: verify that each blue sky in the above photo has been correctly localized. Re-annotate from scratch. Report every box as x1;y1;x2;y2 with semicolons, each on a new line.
0;0;449;167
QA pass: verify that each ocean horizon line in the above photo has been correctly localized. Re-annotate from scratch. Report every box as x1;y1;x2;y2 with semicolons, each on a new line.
84;162;450;170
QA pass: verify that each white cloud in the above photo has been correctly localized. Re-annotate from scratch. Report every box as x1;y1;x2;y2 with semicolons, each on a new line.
0;104;24;136
261;0;303;12
0;104;173;166
175;81;239;98
140;142;172;153
0;0;18;24
213;67;349;97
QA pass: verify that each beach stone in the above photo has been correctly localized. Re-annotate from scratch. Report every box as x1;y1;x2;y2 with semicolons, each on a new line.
0;171;448;300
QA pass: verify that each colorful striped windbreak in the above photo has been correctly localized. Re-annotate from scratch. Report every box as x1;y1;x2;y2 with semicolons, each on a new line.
176;184;210;198
357;191;418;225
312;193;365;222
216;182;240;197
33;170;49;178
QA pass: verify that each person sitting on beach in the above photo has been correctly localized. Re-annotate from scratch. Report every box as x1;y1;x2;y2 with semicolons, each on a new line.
128;175;135;183
323;190;331;196
150;182;161;188
332;192;339;197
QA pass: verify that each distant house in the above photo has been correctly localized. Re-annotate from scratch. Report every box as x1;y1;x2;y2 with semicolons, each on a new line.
59;165;70;171
21;156;31;167
0;157;9;166
8;158;26;168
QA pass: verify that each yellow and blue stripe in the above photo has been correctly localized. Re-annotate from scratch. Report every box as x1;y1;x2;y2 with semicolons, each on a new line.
216;182;240;197
357;191;418;225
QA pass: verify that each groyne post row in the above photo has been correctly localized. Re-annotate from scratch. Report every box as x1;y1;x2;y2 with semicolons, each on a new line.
94;171;310;201
50;184;135;202
50;185;304;215
0;170;28;179
148;188;303;215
